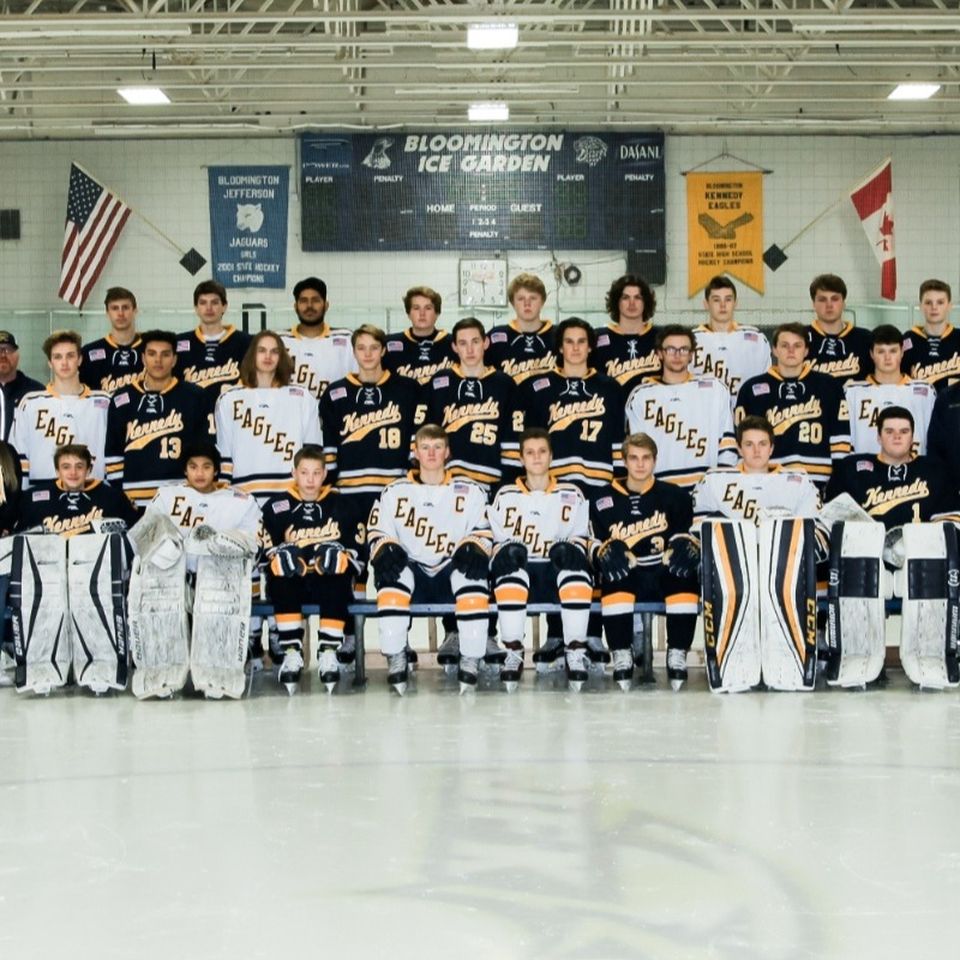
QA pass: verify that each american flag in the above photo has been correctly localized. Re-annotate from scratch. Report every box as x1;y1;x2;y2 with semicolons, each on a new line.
58;163;131;309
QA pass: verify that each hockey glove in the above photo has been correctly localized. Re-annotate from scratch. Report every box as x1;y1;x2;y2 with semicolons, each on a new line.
311;542;357;576
270;543;307;578
193;525;256;558
92;518;128;536
883;525;906;569
451;541;490;580
596;539;632;583
491;541;528;580
665;534;701;579
371;541;408;589
548;539;590;573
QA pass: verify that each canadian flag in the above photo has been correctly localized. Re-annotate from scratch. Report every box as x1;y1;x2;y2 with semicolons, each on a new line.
849;159;896;301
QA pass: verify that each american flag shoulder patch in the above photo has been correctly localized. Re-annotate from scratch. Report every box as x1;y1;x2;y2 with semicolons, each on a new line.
33;490;50;501
490;331;508;344
114;393;130;407
387;341;403;352
532;377;550;392
329;387;347;401
433;376;450;389
857;460;874;471
595;496;614;511
88;348;106;361
753;383;770;396
272;500;291;513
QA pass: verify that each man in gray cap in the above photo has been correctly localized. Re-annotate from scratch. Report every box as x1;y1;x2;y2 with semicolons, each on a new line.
0;331;42;443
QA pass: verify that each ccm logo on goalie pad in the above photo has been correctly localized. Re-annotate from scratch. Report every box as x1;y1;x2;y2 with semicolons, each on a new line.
949;570;960;589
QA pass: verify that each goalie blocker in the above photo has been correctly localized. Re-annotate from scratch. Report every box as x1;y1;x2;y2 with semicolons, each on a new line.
701;518;817;692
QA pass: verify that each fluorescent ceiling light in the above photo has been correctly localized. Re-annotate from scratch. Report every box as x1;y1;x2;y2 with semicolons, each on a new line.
467;23;519;51
468;102;509;122
888;82;941;100
795;19;957;34
118;86;171;105
0;26;193;39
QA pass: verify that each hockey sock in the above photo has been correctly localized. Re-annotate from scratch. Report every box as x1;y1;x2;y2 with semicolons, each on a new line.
558;569;592;643
494;568;530;646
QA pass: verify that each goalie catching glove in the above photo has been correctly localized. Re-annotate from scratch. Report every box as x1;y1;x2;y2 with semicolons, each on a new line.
491;541;528;580
595;539;632;583
190;524;257;558
451;541;489;580
371;541;408;589
665;534;701;579
548;539;590;573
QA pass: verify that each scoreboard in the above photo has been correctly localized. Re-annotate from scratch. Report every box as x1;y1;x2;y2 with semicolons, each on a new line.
299;130;665;282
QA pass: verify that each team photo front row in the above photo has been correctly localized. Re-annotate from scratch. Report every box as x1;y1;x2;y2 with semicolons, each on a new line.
1;406;958;698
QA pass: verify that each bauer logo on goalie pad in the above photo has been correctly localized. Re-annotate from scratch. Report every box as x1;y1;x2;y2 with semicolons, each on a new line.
752;383;770;396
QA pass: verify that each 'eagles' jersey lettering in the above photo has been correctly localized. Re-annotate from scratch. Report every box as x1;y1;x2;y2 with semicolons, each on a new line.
643;400;708;456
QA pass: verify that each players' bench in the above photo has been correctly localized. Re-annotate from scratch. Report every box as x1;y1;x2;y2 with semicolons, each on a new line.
250;602;667;688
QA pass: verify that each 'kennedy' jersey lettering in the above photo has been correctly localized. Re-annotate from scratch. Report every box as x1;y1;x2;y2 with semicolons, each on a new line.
80;336;142;394
843;377;935;455
902;324;960;390
625;375;736;488
368;471;491;574
10;387;110;487
319;372;420;495
806;321;873;383
485;321;556;383
592;323;660;390
281;326;357;399
176;326;250;395
215;384;322;501
590;478;693;566
691;324;770;401
693;466;821;529
18;478;138;536
489;479;589;559
383;328;456;384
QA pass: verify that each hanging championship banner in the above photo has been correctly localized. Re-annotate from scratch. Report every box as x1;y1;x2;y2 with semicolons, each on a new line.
208;165;289;289
687;171;764;297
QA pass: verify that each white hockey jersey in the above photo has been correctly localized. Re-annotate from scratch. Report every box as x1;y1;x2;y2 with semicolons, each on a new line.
281;327;357;399
692;465;821;529
625;375;737;488
843;376;936;456
690;324;771;402
367;471;491;574
215;384;323;501
488;478;590;559
10;386;110;486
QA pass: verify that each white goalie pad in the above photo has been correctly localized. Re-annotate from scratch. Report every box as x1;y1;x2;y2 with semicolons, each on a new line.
128;535;189;700
190;553;255;699
701;521;760;693
898;523;960;690
825;521;886;688
758;518;818;692
9;535;70;694
67;533;129;694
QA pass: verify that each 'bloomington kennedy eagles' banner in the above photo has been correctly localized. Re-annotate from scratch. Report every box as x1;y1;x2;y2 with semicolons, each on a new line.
686;171;764;297
208;165;289;289
299;131;665;282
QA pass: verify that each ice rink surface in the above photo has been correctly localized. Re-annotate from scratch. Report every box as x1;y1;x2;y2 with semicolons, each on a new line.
2;664;959;960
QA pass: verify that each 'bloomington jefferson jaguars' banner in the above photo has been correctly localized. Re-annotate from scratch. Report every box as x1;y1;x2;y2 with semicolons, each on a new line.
299;131;665;280
208;165;289;289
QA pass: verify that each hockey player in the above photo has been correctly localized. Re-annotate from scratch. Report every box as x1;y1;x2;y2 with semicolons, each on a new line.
625;324;736;489
383;286;455;384
175;280;251;398
81;286;143;393
485;273;556;383
215;331;323;503
844;325;935;455
0;331;43;444
690;275;771;401
10;330;110;486
590;432;699;691
367;424;492;695
105;330;215;509
281;276;357;399
902;279;960;390
519;317;626;492
261;444;362;693
423;317;521;491
488;428;593;691
320;324;420;503
735;323;851;490
593;274;661;391
7;442;134;694
805;273;873;382
825;407;959;527
17;442;138;535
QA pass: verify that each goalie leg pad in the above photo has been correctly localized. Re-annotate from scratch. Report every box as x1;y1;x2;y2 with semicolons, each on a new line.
9;535;70;694
128;550;190;699
758;519;818;691
899;523;960;690
190;553;255;699
67;533;129;693
826;521;886;688
700;521;760;693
